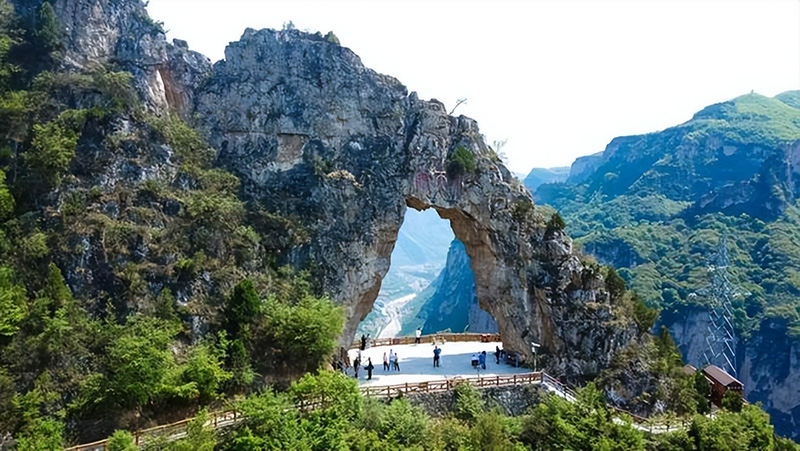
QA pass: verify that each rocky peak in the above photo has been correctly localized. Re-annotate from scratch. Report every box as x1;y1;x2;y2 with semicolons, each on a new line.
11;0;211;113
193;29;638;378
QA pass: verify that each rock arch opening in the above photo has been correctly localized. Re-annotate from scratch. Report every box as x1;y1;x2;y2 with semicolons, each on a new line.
355;206;497;341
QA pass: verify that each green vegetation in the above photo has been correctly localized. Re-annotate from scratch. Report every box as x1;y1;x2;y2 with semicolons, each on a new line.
535;93;800;341
199;371;798;451
446;145;476;178
0;2;346;445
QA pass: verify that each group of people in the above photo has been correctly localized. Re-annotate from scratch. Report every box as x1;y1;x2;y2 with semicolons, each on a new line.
471;350;488;369
352;351;375;380
383;350;400;371
347;338;507;380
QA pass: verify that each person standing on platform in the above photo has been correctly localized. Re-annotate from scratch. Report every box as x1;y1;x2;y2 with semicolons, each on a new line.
360;334;367;351
383;351;389;371
366;358;374;380
415;327;422;344
393;352;400;371
479;351;486;370
433;346;442;367
496;345;501;364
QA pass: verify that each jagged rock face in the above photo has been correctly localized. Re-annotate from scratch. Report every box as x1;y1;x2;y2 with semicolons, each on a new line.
414;239;497;335
12;0;211;113
193;28;637;378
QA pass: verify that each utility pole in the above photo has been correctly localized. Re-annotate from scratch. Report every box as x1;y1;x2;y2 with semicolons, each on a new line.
690;234;747;376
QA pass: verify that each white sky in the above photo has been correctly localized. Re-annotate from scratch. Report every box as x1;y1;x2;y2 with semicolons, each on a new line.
147;0;800;174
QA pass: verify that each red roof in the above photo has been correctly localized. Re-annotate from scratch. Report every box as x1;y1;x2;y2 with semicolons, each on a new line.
702;365;743;388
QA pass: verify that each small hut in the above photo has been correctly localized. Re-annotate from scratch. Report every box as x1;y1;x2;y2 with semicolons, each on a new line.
702;365;743;406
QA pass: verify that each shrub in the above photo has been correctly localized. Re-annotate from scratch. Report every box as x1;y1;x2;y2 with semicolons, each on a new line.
546;212;566;231
0;169;13;220
107;430;136;451
0;265;26;337
378;398;428;447
453;382;483;423
179;342;232;401
426;417;472;451
234;389;303;450
263;294;344;371
604;266;626;301
632;292;659;332
224;278;260;337
446;145;476;178
722;390;743;413
35;1;61;51
470;412;517;451
26;119;79;186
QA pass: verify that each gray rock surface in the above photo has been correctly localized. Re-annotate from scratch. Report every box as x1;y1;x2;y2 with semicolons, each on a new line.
193;28;638;379
12;0;211;113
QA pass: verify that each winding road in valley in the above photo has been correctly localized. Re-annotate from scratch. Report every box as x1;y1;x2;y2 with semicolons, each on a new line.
377;293;417;338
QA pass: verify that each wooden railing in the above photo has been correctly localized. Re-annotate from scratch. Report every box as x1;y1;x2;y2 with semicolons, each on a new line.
362;372;542;398
63;410;241;451
352;332;502;349
63;370;537;450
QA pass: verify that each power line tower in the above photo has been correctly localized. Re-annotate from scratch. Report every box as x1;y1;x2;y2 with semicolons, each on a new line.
689;234;746;376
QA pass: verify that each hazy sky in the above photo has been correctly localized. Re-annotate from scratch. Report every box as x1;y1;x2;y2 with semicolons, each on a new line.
147;0;799;174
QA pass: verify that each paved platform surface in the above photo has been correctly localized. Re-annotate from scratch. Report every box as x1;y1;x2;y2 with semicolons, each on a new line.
348;341;530;386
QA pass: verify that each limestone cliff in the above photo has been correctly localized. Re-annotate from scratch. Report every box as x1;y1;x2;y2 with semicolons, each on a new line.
191;27;638;378
405;239;498;335
14;0;640;381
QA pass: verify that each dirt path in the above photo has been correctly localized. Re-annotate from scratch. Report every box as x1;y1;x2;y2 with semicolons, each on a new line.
377;293;417;338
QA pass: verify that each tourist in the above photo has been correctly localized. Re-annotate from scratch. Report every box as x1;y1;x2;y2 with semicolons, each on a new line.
415;327;422;344
383;351;389;371
389;349;395;370
480;350;487;369
433;346;442;367
496;345;501;364
354;356;360;378
366;357;374;380
360;334;367;351
393;352;400;371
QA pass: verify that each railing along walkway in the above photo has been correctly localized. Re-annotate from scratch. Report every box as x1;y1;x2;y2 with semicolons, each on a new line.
64;364;677;449
64;370;541;450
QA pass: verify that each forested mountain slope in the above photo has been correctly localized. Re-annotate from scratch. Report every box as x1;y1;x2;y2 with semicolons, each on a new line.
534;91;800;439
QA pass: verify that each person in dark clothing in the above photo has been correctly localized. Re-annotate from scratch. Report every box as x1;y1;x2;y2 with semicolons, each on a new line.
496;346;501;364
433;346;442;367
366;358;374;380
383;351;389;371
479;350;486;369
354;357;360;378
360;334;366;351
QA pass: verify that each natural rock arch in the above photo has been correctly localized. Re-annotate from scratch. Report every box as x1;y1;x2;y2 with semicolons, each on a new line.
194;28;636;378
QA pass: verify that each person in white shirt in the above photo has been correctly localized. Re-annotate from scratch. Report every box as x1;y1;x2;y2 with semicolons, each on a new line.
415;327;422;344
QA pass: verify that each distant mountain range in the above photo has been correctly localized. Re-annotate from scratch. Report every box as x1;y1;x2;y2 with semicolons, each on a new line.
532;91;800;440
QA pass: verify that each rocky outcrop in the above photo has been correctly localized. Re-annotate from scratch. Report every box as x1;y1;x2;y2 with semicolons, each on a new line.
409;239;497;335
15;0;637;380
11;0;211;113
193;28;638;378
566;151;603;184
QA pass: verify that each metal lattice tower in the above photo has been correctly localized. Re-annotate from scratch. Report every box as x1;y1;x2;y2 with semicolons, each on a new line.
690;235;746;377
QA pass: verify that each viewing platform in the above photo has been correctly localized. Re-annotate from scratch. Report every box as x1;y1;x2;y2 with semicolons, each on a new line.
347;336;531;387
